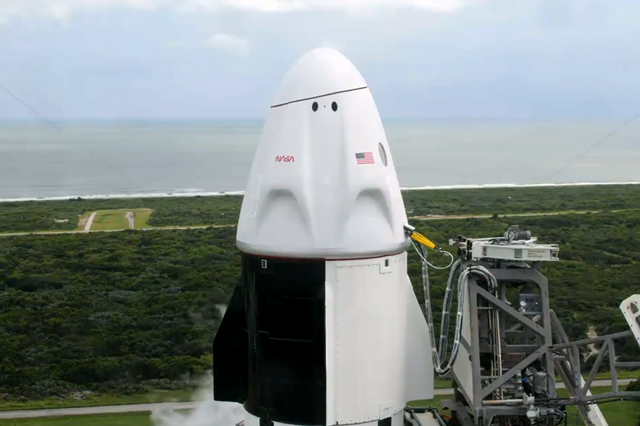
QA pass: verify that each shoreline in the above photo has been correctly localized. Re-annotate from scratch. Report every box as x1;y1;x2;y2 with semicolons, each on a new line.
2;181;640;203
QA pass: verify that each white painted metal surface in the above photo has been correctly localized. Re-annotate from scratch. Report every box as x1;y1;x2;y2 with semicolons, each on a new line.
470;240;559;262
452;281;474;406
620;294;640;349
326;253;433;425
577;375;608;426
237;47;408;259
270;47;367;108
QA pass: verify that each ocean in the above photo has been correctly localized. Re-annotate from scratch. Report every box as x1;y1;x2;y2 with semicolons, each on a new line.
1;119;639;201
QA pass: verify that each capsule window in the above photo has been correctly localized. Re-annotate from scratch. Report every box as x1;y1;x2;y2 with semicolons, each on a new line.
378;143;388;167
331;102;338;111
312;102;318;112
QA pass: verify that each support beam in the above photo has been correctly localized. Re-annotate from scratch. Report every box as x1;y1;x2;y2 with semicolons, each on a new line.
581;343;608;397
609;339;618;394
550;330;633;350
560;391;640;404
615;362;640;368
480;347;547;399
475;286;546;337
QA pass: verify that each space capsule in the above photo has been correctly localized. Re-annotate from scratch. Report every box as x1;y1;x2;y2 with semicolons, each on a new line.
213;47;433;426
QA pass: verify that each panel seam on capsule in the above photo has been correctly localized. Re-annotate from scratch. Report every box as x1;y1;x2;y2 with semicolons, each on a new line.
270;86;368;108
239;251;404;261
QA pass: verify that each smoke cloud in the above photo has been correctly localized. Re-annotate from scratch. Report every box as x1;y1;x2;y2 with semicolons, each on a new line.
151;372;244;426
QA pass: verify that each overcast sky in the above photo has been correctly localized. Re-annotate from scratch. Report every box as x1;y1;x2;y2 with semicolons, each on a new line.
0;0;639;120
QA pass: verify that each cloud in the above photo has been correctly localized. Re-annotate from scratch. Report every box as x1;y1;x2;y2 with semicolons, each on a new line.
0;0;164;24
164;41;182;49
207;33;250;57
0;0;475;24
179;0;474;13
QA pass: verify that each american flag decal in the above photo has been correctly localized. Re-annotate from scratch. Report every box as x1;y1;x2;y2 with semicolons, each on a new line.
355;152;375;165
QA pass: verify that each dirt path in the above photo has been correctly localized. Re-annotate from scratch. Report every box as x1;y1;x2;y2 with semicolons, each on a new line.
0;224;236;238
84;212;97;232
125;211;134;229
409;210;604;221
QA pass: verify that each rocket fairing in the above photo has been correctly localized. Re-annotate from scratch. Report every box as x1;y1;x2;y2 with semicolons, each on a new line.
213;48;434;426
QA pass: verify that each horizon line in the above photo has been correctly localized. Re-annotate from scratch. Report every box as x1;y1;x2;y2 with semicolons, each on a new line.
3;181;640;203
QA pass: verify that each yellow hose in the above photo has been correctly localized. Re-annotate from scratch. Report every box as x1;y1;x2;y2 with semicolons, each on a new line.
411;232;437;250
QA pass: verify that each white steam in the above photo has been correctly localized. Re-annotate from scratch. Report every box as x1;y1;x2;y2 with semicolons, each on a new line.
151;372;244;426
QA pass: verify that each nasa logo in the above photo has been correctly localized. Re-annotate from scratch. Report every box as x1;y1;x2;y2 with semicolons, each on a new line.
275;155;295;163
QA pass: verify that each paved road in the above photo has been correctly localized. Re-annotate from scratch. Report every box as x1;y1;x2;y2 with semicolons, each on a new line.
0;380;631;419
0;401;199;419
410;208;640;221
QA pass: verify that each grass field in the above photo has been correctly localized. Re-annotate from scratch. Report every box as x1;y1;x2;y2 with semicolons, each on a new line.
79;209;154;231
90;210;131;231
0;390;195;411
0;412;154;426
133;209;152;229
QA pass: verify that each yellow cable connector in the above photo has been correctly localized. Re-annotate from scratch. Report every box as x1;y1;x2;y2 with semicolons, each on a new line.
411;232;437;250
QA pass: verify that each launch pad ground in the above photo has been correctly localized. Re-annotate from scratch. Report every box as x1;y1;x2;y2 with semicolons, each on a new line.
0;385;636;425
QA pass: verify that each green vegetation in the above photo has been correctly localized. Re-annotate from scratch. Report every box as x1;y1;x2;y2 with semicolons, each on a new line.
401;184;640;217
4;184;640;233
0;389;195;411
134;209;152;229
88;209;153;231
0;412;154;426
0;196;241;233
0;228;237;398
1;185;639;413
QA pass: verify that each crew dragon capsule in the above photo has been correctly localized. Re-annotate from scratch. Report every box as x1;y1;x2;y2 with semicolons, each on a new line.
213;48;434;426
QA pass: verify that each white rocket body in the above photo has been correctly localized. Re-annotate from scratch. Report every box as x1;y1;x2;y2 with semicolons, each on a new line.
214;48;434;426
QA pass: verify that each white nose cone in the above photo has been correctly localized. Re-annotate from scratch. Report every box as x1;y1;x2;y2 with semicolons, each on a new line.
237;48;408;259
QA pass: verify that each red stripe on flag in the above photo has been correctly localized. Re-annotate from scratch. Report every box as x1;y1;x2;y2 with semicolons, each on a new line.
356;152;375;165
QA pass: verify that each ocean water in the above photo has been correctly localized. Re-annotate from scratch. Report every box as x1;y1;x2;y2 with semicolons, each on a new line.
1;119;639;201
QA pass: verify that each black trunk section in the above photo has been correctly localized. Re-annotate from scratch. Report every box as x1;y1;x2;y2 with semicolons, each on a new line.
213;276;249;402
213;254;326;425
